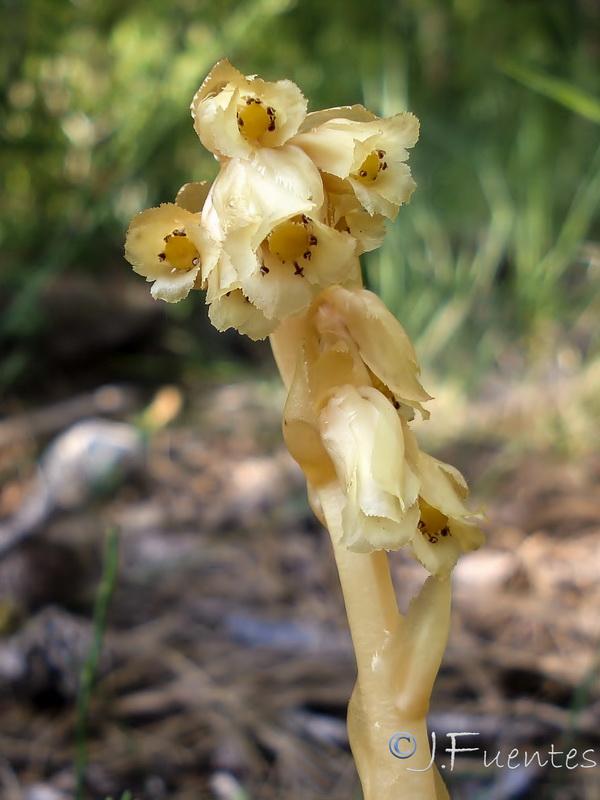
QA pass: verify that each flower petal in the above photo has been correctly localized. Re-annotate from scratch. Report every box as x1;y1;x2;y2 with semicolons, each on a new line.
124;203;219;302
319;385;420;552
293;112;419;219
175;181;212;213
207;285;274;340
191;59;308;159
313;286;432;413
410;518;483;579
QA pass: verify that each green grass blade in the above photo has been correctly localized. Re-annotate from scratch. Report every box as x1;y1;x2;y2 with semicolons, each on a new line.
75;526;121;800
499;60;600;125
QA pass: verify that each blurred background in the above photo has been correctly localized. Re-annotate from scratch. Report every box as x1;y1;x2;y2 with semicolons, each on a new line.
1;0;599;799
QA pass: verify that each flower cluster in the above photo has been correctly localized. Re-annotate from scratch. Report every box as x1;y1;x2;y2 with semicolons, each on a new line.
282;287;484;577
125;60;484;578
125;60;418;339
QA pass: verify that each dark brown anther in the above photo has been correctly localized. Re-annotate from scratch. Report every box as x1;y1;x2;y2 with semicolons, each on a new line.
303;251;312;260
382;162;388;170
260;264;269;275
359;170;367;178
293;262;304;276
309;235;318;246
158;252;166;261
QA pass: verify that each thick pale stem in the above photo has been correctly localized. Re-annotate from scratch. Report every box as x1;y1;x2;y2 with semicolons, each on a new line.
317;482;399;667
270;321;451;800
318;482;451;800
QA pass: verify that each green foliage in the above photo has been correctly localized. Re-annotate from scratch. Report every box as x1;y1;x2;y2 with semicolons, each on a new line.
76;527;121;800
1;0;599;383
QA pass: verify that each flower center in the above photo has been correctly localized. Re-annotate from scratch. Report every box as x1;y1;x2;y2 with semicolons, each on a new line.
417;498;451;544
268;217;312;262
353;149;388;183
236;97;276;141
160;230;200;271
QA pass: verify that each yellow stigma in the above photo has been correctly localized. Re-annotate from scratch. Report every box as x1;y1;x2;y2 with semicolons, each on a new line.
354;150;385;183
236;97;276;141
418;498;450;543
163;231;200;271
268;217;311;262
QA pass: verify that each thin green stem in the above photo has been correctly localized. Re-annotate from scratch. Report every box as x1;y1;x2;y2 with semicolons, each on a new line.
75;526;121;800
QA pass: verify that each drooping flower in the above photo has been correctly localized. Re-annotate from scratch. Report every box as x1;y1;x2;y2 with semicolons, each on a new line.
292;105;419;219
322;173;387;254
283;286;431;551
410;452;485;578
202;147;361;338
191;59;308;160
319;385;422;551
124;199;219;302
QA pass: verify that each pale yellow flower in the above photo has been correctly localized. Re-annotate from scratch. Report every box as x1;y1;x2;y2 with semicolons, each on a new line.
322;173;387;254
283;286;431;551
191;59;308;160
124;201;219;302
292;105;419;219
308;286;432;418
207;287;274;341
202;148;360;338
319;385;421;551
411;452;485;578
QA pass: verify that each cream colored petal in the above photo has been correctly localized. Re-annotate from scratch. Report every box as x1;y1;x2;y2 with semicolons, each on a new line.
191;59;244;112
242;252;313;320
410;522;465;578
319;385;419;552
205;250;244;302
238;224;358;332
410;518;485;578
314;287;432;411
299;222;359;287
292;123;371;179
175;181;212;213
294;112;418;218
349;161;416;218
203;147;324;245
322;174;387;253
191;59;308;159
299;104;376;131
411;451;485;577
344;499;420;554
148;270;198;302
207;286;275;340
418;451;473;518
344;209;387;253
125;203;219;301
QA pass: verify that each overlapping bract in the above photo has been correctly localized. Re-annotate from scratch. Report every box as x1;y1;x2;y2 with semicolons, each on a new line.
124;60;484;577
124;59;417;338
282;287;483;576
